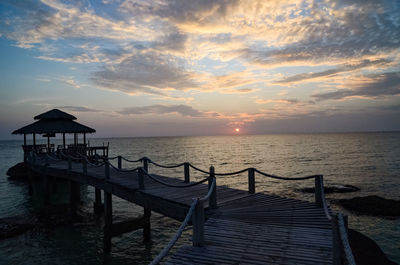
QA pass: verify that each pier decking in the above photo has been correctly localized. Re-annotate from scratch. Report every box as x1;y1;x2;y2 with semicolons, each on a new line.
26;153;352;265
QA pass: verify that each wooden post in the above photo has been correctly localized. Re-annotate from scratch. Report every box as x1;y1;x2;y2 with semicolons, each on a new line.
83;133;86;146
332;214;342;265
103;191;112;253
105;162;110;179
94;188;103;214
24;134;26;146
138;168;144;189
47;136;50;153
248;168;255;194
208;166;217;209
33;133;36;148
184;162;190;183
118;156;122;170
192;199;204;247
315;175;324;207
143;158;148;172
143;208;151;242
63;133;66;149
70;181;80;215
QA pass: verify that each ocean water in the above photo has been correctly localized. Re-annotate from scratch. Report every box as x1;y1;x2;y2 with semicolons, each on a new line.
0;132;399;264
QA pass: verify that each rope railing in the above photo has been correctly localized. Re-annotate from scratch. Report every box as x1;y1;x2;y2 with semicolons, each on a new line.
147;159;186;169
332;213;356;265
140;169;210;188
149;199;198;265
338;213;356;265
108;162;140;173
254;169;318;180
121;157;142;163
149;177;217;265
200;177;216;202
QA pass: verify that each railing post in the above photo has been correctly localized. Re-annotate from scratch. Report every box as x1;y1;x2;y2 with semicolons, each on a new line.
315;175;324;207
82;159;87;175
184;162;190;183
192;199;204;247
138;168;144;189
332;213;343;265
208;166;217;209
33;152;36;165
143;157;149;173
118;155;122;170
248;168;255;194
105;162;110;179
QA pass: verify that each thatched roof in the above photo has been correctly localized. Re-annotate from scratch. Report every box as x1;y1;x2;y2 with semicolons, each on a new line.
12;109;96;135
34;109;76;120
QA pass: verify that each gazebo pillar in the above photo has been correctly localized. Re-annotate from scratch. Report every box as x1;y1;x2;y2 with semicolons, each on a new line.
33;133;36;148
24;134;26;146
63;133;66;149
83;133;86;145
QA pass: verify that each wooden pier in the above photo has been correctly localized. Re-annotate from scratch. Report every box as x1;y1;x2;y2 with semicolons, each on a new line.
25;152;355;265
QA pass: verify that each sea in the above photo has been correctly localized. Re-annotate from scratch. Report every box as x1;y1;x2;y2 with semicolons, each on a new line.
0;132;399;264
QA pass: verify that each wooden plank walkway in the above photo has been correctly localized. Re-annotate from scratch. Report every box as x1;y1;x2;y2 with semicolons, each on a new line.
31;156;333;265
168;194;332;265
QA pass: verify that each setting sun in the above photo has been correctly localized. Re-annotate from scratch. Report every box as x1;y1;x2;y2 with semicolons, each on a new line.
235;128;240;132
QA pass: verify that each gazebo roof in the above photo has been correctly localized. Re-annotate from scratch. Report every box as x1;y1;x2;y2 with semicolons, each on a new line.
12;109;96;135
34;109;76;120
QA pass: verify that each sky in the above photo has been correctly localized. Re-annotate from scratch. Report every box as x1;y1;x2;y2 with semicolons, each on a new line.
0;0;399;139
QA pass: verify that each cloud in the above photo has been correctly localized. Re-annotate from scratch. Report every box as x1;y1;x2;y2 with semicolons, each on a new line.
91;51;199;95
275;59;391;84
57;77;81;88
57;106;102;112
118;104;206;117
255;98;301;105
312;72;400;101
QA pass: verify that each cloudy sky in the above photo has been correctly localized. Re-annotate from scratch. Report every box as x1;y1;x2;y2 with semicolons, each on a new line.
1;0;399;139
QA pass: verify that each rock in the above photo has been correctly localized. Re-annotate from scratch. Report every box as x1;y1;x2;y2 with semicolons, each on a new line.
337;195;400;217
298;184;360;194
0;215;36;239
349;228;398;265
7;162;30;181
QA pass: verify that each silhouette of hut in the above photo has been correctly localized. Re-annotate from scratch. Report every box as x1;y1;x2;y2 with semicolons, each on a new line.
12;109;96;154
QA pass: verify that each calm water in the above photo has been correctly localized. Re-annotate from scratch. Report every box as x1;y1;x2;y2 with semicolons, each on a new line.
0;133;399;264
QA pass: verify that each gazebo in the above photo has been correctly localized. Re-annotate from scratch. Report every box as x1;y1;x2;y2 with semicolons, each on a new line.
12;109;96;154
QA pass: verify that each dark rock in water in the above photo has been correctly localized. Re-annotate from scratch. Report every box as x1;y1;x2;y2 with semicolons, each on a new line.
7;162;30;181
298;184;360;194
0;215;36;239
349;228;398;265
0;205;97;240
337;195;400;217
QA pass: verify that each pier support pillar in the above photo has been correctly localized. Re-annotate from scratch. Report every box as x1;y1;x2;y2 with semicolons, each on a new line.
94;188;104;214
103;191;112;253
70;180;80;214
143;208;151;242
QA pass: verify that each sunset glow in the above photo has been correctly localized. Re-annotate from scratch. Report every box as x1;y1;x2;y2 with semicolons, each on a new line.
0;0;399;139
235;128;240;133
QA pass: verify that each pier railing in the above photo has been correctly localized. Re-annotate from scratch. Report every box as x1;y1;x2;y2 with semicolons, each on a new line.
27;151;354;265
